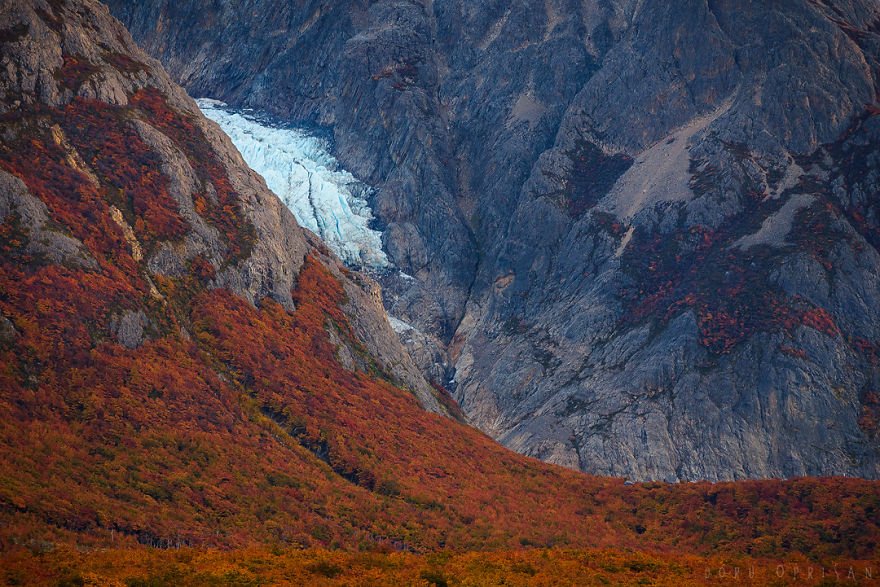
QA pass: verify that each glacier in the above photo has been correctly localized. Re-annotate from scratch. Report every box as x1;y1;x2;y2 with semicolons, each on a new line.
197;99;389;269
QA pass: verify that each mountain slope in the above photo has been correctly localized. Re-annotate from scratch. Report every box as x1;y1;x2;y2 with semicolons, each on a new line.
0;0;879;566
107;0;880;481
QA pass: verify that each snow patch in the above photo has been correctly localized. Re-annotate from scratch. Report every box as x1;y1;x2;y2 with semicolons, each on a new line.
508;93;546;129
198;99;389;269
614;225;635;258
770;158;805;199
388;316;415;334
599;100;733;221
733;194;815;250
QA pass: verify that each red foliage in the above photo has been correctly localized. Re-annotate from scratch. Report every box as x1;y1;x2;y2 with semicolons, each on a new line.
859;390;880;438
1;70;877;563
853;337;880;365
190;255;216;283
56;55;98;90
621;205;850;355
3;223;877;557
430;380;466;422
61;98;189;245
7;544;875;586
779;345;809;360
130;89;255;260
697;307;745;354
801;307;841;338
0;128;145;290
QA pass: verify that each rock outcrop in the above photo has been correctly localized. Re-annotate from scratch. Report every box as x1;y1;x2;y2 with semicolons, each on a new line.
107;0;880;480
0;0;446;415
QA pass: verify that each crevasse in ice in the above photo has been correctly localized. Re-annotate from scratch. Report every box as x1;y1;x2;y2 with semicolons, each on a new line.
197;99;389;269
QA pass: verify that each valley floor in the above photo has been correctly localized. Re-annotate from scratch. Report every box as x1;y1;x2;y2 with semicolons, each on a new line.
2;544;877;586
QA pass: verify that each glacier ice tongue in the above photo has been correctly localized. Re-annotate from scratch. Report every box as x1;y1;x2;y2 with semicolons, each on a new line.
197;99;389;269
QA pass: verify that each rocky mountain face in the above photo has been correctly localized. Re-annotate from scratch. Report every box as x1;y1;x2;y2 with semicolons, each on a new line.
0;0;446;416
106;0;880;481
5;0;880;563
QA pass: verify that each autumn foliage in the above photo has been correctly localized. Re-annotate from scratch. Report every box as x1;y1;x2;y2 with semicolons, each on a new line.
6;544;878;586
130;89;256;259
0;52;878;584
620;212;846;355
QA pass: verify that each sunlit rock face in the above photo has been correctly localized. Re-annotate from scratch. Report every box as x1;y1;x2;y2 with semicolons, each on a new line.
198;99;389;270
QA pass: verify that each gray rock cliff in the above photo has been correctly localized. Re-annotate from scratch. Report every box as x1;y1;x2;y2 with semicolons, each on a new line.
105;0;880;480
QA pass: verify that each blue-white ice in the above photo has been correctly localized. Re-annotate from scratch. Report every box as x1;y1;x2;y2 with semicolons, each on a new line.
197;99;389;269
